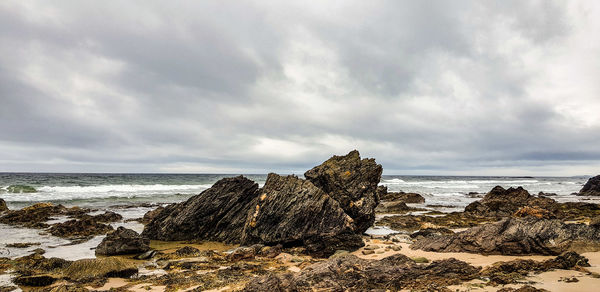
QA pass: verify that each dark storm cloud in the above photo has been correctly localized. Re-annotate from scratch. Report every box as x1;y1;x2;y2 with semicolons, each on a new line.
0;0;599;175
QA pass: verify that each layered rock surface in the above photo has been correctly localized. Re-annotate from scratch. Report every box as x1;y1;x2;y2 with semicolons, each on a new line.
304;150;382;233
96;227;150;256
579;175;600;196
143;151;381;256
243;254;480;291
411;217;600;255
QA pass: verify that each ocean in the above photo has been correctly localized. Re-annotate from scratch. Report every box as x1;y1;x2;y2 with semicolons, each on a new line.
0;173;595;261
0;173;591;210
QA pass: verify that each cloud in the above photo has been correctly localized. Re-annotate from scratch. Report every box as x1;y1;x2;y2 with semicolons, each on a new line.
0;0;599;176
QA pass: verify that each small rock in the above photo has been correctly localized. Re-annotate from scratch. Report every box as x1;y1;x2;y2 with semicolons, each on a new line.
362;249;375;255
95;226;150;256
14;274;57;286
390;245;402;251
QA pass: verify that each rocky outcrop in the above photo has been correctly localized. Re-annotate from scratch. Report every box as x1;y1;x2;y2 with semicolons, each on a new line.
464;186;555;218
243;254;480;291
142;206;165;224
0;203;90;228
579;175;600;196
380;191;425;203
143;151;383;257
481;252;590;284
240;173;364;256
142;175;260;242
95;227;150;256
304;150;382;233
411;217;600;255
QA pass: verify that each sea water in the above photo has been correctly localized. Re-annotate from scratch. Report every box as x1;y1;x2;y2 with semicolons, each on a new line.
0;173;595;260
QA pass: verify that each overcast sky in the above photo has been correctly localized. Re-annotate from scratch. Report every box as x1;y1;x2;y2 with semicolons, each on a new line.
1;1;599;176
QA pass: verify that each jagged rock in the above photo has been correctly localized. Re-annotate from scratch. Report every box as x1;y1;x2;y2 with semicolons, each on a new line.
64;257;138;282
243;254;479;291
12;253;71;276
14;274;57;287
0;199;7;212
380;191;425;203
95;227;150;256
304;150;382;233
74;211;122;223
142;206;164;224
579;175;600;196
142;176;260;242
240;174;364;257
411;217;600;255
48;218;113;238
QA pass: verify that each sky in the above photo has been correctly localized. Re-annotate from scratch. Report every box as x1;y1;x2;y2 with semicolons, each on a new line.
1;1;600;176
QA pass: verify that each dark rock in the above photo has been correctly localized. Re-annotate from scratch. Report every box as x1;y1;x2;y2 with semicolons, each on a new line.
142;175;260;242
89;211;122;223
12;253;71;276
411;217;600;255
410;228;454;239
243;254;479;291
95;227;150;256
226;244;264;261
380;191;425;203
579;175;600;196
0;199;7;212
304;150;382;233
14;274;57;286
240;174;364;257
175;246;201;257
377;213;489;231
465;186;555;218
0;203;66;228
142;206;165;224
48;218;113;238
481;252;589;285
538;192;557;196
6;242;40;248
376;201;425;213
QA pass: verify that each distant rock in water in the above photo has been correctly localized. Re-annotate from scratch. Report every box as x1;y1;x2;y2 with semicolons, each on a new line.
380;191;425;203
304;150;382;233
411;217;600;255
143;151;382;256
578;175;600;196
6;184;37;193
96;227;150;256
465;186;555;218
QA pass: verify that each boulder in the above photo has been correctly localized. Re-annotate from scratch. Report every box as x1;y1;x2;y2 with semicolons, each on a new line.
579;175;600;196
142;175;260;242
304;150;382;233
380;191;425;203
240;173;364;257
95;227;150;256
243;254;479;291
464;186;555;218
411;217;600;255
0;198;7;212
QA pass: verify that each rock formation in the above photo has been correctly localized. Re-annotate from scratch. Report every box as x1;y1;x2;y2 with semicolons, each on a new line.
380;191;425;203
579;175;600;196
143;151;382;256
95;227;150;256
304;150;382;233
411;217;600;255
142;175;260;242
0;198;7;212
464;186;555;218
243;254;480;291
240;173;364;256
